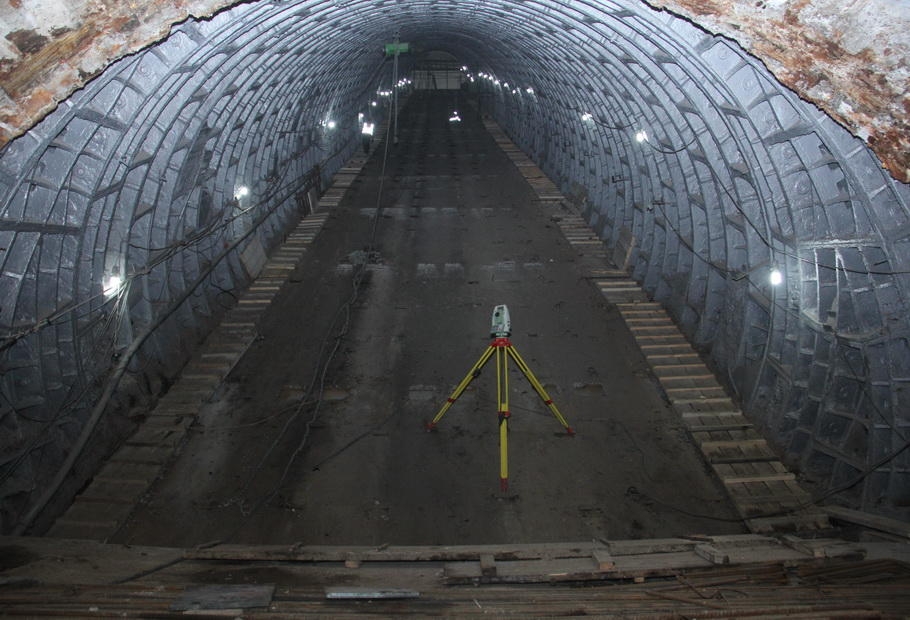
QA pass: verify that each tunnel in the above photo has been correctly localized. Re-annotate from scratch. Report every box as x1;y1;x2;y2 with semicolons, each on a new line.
1;0;909;543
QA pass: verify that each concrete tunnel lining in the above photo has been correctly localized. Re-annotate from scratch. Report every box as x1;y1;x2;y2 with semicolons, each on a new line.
0;0;909;534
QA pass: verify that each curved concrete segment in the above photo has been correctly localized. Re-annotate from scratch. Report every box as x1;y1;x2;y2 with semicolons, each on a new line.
0;0;908;534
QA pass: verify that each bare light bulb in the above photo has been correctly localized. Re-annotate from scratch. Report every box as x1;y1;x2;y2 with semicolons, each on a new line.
769;268;783;286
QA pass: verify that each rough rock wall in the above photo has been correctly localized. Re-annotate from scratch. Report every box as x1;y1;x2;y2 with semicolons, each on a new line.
642;0;910;183
0;0;224;144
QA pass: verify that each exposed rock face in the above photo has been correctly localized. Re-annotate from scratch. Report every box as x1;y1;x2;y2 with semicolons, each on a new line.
643;0;909;183
0;1;224;146
1;0;908;182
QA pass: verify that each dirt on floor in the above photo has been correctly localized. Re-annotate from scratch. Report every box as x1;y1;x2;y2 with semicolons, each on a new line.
112;92;746;548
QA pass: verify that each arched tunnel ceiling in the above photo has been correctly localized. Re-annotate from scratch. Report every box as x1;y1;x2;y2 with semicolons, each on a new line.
1;0;910;532
1;0;908;182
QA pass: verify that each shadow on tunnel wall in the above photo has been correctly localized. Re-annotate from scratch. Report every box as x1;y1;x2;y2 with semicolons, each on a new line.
0;0;908;534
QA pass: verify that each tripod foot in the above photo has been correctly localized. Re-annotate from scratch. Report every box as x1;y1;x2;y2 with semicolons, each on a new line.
566;427;576;436
500;478;508;493
425;421;437;432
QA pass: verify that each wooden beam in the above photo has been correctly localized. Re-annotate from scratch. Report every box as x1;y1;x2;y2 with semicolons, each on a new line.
824;505;910;540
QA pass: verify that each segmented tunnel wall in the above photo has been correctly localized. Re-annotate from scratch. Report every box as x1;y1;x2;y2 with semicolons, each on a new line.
0;0;908;533
480;5;910;516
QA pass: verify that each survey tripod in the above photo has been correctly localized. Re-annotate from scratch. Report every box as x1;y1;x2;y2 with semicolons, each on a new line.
426;305;574;491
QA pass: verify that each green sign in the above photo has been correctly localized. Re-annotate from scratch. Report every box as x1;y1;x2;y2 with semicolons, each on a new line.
384;42;410;55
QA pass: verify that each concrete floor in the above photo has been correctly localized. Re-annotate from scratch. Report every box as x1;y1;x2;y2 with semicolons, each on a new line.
112;92;745;547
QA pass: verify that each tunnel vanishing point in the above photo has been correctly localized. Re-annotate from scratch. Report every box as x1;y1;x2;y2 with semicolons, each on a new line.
0;0;908;535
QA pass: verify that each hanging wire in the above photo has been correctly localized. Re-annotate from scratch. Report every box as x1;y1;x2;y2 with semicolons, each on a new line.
632;124;910;277
218;89;398;539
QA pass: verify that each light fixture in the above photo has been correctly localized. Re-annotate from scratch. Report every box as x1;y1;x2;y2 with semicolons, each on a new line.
581;112;593;122
358;112;364;122
103;274;123;299
371;100;378;107
525;87;534;95
635;130;649;143
326;120;336;129
769;268;783;286
361;122;375;136
234;186;249;200
449;111;462;123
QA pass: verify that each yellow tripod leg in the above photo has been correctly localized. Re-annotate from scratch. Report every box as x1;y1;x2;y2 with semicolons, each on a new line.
496;344;510;492
499;413;509;492
426;344;496;430
507;344;575;435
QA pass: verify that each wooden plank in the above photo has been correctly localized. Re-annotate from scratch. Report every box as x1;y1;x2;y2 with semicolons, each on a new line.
781;536;867;559
746;511;830;532
657;369;716;380
108;444;173;465
606;539;696;555
722;472;796;484
686;423;754;433
95;460;162;484
700;438;768;450
681;411;748;421
694;544;730;565
480;554;497;577
673;400;738;413
125;425;188;448
824;506;910;540
641;344;695;353
627;325;682;334
592;548;615;570
78;478;148;503
170;584;275;611
710;454;780;465
665;387;728;399
189;542;606;563
444;554;711;584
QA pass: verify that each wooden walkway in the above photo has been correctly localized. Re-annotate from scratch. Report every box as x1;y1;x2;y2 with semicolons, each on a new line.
484;119;829;534
47;153;369;542
2;533;909;617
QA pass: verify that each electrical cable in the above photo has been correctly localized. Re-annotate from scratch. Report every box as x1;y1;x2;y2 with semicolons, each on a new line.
0;283;132;487
235;96;405;498
650;191;898;347
219;93;398;540
644;132;699;155
640;201;907;515
650;201;737;278
11;160;329;535
5;63;396;523
642;137;910;277
308;407;398;473
192;399;318;432
2;118;346;354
